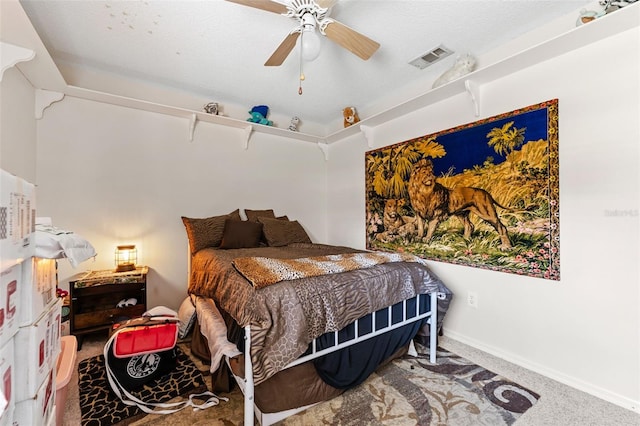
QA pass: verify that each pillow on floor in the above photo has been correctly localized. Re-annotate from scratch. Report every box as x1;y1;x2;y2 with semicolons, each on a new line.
178;296;197;339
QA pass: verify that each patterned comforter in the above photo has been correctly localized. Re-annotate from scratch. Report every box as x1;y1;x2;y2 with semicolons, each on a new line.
188;243;450;385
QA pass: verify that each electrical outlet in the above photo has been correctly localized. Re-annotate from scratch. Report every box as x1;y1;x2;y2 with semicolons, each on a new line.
467;291;478;308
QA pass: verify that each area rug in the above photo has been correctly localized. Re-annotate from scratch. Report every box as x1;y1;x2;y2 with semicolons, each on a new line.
126;343;540;426
78;347;209;426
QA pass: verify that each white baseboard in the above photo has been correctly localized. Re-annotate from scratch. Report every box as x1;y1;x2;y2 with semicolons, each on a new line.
442;329;640;414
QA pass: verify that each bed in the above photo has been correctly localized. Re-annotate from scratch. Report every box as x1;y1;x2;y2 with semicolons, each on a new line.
183;209;453;425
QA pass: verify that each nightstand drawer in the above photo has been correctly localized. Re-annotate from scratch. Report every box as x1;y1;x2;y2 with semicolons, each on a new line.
74;304;146;329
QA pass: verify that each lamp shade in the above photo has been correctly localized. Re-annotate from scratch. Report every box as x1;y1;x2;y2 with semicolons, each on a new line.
115;245;137;272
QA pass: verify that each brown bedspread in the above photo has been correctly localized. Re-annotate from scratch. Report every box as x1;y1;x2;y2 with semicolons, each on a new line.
189;243;447;385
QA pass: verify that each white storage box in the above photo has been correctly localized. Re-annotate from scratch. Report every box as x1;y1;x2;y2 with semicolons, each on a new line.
0;170;36;271
59;320;70;337
0;339;15;426
47;407;55;426
14;300;61;401
0;404;13;426
0;265;21;348
19;258;57;327
12;369;55;426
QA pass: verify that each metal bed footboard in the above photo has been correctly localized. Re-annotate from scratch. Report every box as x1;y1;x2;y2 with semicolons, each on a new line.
235;292;438;426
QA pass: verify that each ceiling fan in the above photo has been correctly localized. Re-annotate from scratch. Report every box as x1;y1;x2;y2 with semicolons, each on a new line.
226;0;380;66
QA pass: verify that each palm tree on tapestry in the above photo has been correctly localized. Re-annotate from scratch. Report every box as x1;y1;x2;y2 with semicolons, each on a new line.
366;135;446;200
486;121;527;156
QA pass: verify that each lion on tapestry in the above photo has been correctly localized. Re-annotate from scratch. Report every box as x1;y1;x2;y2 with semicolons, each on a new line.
407;159;512;250
375;199;416;243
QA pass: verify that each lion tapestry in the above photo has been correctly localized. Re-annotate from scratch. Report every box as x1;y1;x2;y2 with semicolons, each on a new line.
365;99;559;280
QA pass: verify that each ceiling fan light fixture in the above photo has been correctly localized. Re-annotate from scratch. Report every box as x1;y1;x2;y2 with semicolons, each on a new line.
301;27;321;61
300;13;321;61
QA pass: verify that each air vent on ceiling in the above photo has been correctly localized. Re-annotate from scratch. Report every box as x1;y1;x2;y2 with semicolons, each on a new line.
409;44;453;69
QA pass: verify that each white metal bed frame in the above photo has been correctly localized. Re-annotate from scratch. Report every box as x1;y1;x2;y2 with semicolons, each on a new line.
230;292;438;426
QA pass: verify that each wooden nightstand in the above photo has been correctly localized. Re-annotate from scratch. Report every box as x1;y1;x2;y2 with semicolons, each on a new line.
69;266;148;349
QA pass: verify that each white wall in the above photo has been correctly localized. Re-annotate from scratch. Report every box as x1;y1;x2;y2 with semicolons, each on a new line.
0;67;37;181
35;97;328;308
326;28;639;411
4;2;637;414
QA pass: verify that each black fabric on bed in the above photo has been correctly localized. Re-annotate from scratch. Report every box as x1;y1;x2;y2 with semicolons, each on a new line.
312;296;429;390
217;293;433;391
313;319;424;389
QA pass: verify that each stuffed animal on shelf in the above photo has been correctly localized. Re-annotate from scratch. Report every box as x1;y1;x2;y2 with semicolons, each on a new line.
343;107;360;128
203;102;219;115
247;105;273;126
432;54;477;89
288;116;300;132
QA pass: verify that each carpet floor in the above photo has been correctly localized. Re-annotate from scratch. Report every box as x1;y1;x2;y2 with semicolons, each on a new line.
78;347;210;426
63;334;639;425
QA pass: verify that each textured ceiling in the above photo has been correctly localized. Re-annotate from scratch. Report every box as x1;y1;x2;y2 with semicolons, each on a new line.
19;0;592;131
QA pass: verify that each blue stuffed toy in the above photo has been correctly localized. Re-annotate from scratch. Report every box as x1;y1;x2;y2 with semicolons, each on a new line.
247;105;273;126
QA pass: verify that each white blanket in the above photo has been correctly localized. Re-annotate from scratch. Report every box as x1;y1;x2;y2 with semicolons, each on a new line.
195;296;242;372
34;224;96;267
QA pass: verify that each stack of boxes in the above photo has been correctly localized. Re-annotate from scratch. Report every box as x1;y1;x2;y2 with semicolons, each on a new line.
0;169;60;426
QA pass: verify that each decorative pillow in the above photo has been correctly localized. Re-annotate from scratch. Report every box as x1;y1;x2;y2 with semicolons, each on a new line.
182;209;241;254
258;217;312;247
177;296;197;339
276;215;289;221
245;209;276;222
219;219;263;249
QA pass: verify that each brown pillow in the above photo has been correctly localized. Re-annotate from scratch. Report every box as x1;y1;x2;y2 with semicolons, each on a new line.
182;209;241;254
276;215;289;221
245;209;276;222
258;217;312;247
219;219;263;249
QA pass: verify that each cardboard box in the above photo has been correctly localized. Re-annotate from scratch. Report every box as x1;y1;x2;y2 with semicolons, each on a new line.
0;404;13;426
19;258;57;327
59;320;70;337
0;339;15;426
0;266;21;348
46;407;55;426
0;170;36;271
12;369;55;426
14;300;61;401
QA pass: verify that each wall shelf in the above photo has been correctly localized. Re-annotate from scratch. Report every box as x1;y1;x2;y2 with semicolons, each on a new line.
323;4;638;144
8;2;638;147
0;41;35;82
63;85;325;145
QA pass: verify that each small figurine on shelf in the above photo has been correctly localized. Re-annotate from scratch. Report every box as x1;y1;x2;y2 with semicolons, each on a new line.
600;0;638;14
432;53;477;88
288;116;300;132
577;0;637;25
343;106;360;128
247;105;273;126
203;102;220;115
576;8;601;25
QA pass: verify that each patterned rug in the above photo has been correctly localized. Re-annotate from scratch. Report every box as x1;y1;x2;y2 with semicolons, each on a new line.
126;343;540;426
78;347;209;426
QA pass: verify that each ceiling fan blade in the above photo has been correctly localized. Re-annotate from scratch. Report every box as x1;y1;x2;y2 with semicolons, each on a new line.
225;0;288;14
317;0;338;8
324;20;380;60
265;32;300;66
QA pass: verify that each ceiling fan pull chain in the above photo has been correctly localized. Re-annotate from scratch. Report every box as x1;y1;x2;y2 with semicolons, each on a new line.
299;31;304;95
